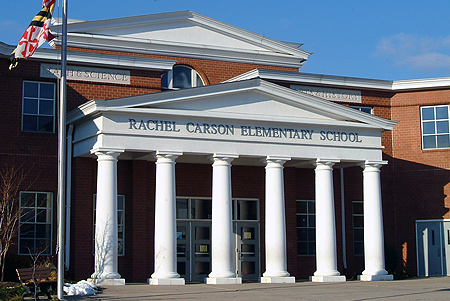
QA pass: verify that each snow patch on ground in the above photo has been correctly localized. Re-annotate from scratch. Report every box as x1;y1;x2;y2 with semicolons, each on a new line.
64;280;98;296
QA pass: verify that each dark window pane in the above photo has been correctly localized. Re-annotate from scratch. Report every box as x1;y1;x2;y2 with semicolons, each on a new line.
177;244;186;257
191;199;211;219
23;115;37;131
39;100;53;115
118;211;123;224
194;262;209;275
161;72;169;88
297;215;307;227
21;193;35;207
176;199;188;219
35;224;51;239
437;121;449;134
353;216;364;228
21;209;35;223
297;242;307;255
21;224;35;238
24;82;38;98
195;226;210;240
20;239;35;255
308;229;316;241
177;261;186;275
354;241;364;255
196;74;204;86
308;215;315;227
423;136;436;149
242;261;255;275
308;201;315;214
241;244;255;257
36;239;51;254
117;196;124;210
23;98;38;114
353;202;363;214
297;228;307;241
37;193;50;207
237;200;257;220
437;135;450;148
423;121;435;135
308;242;316;255
173;66;192;89
39;83;54;99
297;201;307;213
354;229;364;241
422;107;435;120
436;106;448;119
38;116;53;132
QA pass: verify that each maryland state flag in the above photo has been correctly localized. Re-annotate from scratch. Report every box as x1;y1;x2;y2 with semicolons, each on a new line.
8;0;56;70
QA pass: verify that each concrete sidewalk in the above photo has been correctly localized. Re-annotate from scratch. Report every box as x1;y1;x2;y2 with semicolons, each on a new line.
63;277;450;301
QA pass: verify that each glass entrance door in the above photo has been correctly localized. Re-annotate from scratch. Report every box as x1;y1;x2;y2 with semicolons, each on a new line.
235;222;260;281
177;222;211;282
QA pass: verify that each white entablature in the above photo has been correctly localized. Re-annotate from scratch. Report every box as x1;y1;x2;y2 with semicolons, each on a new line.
68;79;396;166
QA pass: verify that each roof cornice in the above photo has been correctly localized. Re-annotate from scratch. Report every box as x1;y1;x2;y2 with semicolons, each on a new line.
0;41;176;71
50;10;310;69
227;69;450;92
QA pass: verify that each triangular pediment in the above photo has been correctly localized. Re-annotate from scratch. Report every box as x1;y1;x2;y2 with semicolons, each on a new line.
70;79;395;131
51;11;310;68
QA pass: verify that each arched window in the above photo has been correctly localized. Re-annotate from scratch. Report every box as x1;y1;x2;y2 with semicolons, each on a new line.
162;65;205;89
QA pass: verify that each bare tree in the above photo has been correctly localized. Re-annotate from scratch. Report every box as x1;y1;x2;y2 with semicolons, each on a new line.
0;162;36;281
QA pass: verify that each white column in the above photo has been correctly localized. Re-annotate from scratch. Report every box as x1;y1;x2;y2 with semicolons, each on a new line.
312;159;346;282
360;161;393;281
261;157;295;283
91;150;125;285
149;151;185;285
207;154;242;284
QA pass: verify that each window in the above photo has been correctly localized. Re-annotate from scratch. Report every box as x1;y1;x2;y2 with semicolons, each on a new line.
19;192;53;255
421;105;450;149
93;195;125;256
176;198;212;220
161;65;205;89
22;81;55;132
350;105;372;114
296;200;315;256
353;201;364;256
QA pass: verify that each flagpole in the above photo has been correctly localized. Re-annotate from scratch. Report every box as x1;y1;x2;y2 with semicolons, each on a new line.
57;0;68;299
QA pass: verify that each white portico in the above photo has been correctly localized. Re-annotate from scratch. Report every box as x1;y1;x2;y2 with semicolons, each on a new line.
68;78;396;284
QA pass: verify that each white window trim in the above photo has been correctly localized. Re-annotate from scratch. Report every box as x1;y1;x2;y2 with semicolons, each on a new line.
421;105;450;150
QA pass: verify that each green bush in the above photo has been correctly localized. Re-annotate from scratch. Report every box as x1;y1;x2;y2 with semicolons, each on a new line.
0;284;24;301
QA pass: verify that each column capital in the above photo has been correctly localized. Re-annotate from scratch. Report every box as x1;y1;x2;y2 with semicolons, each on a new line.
360;160;388;171
263;156;291;167
314;158;340;170
210;153;238;165
91;148;124;160
155;151;183;162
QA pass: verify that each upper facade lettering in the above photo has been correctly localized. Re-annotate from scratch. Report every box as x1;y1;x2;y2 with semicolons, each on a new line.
291;85;361;104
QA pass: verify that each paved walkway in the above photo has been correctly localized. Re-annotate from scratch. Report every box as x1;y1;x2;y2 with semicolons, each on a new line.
63;277;450;301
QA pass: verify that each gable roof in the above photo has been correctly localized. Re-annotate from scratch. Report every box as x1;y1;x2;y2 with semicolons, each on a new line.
68;78;396;131
50;11;311;68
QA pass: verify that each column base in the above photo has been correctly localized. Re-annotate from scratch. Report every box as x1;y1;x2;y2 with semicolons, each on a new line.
206;277;242;284
88;278;125;286
358;274;394;281
310;275;346;282
148;278;185;285
260;276;296;284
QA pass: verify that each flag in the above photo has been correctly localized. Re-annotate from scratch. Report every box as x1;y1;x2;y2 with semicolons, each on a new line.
8;0;56;70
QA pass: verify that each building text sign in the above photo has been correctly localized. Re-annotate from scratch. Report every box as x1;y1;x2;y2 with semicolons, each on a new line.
40;64;130;85
128;118;363;143
291;85;361;104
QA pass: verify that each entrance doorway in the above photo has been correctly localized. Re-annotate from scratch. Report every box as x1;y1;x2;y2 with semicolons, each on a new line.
416;220;450;276
176;198;260;282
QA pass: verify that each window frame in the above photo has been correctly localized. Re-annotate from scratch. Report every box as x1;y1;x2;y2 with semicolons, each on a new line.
296;199;316;256
22;81;56;133
352;200;364;256
421;105;450;150
161;65;205;89
93;195;125;256
18;191;53;256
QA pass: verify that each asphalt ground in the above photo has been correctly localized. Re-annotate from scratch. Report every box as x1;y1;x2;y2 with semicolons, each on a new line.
58;277;450;301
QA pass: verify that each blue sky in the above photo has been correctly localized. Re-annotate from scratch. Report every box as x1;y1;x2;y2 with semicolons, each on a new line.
2;0;450;80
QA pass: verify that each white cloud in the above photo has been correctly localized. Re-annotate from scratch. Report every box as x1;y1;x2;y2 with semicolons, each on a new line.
375;33;450;70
